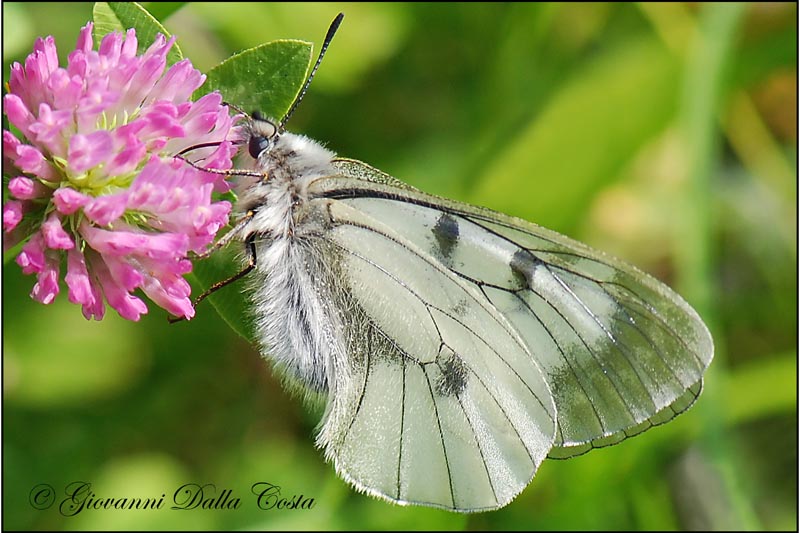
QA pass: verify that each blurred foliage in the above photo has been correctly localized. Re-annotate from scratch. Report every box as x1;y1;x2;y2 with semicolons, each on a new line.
2;2;797;530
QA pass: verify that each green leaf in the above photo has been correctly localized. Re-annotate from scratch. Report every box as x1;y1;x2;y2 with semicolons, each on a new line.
92;2;183;65
92;2;125;36
140;2;187;22
189;41;313;342
188;245;256;343
202;40;313;119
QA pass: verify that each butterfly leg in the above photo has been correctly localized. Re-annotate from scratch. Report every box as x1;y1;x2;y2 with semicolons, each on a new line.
192;210;255;261
168;235;257;323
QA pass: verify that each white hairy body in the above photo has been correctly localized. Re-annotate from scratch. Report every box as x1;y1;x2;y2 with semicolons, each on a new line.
234;132;342;393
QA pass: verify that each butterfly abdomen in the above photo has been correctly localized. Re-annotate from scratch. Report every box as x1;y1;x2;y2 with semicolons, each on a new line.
240;133;345;394
248;235;343;394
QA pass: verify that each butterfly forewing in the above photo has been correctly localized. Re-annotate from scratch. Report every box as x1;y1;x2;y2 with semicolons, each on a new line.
312;159;713;460
315;199;557;511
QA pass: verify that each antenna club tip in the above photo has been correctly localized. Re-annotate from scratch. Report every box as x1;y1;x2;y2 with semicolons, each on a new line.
280;13;344;130
328;13;344;35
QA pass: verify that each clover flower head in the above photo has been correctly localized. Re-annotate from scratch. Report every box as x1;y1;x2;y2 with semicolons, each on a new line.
4;22;238;321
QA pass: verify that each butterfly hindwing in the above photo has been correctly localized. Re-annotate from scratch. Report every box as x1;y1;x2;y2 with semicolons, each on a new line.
314;198;557;511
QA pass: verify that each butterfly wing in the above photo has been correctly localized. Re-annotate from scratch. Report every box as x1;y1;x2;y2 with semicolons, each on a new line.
312;193;557;512
313;159;713;464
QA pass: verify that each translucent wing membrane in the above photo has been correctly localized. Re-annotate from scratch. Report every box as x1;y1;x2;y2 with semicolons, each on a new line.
313;160;713;468
317;200;557;511
547;380;703;459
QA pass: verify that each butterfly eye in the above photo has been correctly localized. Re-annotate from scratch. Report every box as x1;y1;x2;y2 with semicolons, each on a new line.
248;135;271;159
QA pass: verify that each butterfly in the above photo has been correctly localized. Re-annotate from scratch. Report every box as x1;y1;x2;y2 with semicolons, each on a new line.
188;13;713;512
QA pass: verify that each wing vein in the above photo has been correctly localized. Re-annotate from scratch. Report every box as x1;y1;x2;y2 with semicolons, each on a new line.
325;226;554;420
511;289;607;436
545;261;688;385
452;344;537;465
397;352;406;500
525;283;640;424
535;253;702;367
458;215;704;364
541;263;659;412
340;339;372;451
422;366;456;509
439;359;500;507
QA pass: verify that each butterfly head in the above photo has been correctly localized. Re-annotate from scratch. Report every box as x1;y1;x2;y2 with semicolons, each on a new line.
246;111;280;160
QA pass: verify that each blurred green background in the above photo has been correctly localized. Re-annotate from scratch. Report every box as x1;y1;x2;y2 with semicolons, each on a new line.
3;2;796;530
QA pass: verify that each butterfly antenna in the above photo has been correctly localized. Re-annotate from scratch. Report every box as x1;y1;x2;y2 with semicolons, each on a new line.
176;100;253;157
278;12;344;131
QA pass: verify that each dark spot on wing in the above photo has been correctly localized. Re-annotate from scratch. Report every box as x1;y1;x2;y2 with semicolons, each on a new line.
452;298;469;316
510;249;542;288
435;351;468;398
432;213;459;261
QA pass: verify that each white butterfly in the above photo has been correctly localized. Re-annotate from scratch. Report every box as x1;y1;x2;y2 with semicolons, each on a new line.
191;14;713;512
